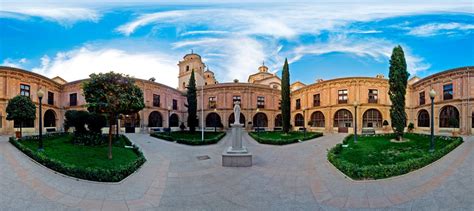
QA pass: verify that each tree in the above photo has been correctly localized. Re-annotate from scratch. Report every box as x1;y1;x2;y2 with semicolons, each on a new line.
82;72;144;159
87;112;107;134
281;58;291;133
186;70;198;132
388;45;409;141
64;110;89;134
6;95;36;138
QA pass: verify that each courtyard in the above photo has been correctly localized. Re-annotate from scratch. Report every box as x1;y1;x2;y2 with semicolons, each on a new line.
0;132;472;210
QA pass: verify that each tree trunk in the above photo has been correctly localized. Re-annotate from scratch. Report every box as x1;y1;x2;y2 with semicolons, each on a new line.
20;121;23;138
108;118;114;160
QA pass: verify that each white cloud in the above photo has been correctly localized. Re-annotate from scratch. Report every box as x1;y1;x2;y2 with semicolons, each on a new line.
1;58;27;68
292;35;430;74
116;2;472;37
180;30;229;36
407;22;474;37
0;5;100;25
31;46;179;87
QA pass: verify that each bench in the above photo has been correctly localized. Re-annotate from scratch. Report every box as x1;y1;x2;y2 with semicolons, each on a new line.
254;128;265;132
298;127;307;132
46;128;56;133
151;128;161;132
362;128;375;134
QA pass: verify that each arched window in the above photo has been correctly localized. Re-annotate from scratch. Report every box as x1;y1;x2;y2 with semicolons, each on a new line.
362;109;382;128
294;113;304;127
334;109;353;128
44;109;56;127
310;111;325;127
253;113;268;127
148;111;163;127
274;114;282;127
417;109;430;127
206;112;222;128
439;106;459;128
169;113;179;127
228;113;245;127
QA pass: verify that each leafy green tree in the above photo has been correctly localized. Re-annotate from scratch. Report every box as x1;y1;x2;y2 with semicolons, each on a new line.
87;112;107;134
281;58;291;133
388;45;409;140
64;110;89;134
82;72;145;159
6;95;36;137
186;70;198;132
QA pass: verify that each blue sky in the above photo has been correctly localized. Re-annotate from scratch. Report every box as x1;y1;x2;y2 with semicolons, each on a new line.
1;0;473;88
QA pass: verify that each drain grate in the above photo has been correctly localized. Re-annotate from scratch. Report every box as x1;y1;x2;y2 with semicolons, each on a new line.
197;155;210;160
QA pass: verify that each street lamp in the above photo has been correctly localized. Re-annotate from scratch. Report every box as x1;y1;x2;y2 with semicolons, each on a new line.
429;89;436;152
353;101;359;144
167;106;172;136
302;107;306;139
213;108;217;132
37;89;44;151
256;108;260;136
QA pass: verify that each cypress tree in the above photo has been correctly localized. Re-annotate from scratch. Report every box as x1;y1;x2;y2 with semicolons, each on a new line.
281;58;291;133
388;45;409;140
186;70;198;133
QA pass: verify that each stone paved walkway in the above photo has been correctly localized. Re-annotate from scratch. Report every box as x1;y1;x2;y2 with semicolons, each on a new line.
0;132;473;210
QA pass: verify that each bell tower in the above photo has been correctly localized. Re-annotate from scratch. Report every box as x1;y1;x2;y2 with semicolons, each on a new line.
177;50;205;91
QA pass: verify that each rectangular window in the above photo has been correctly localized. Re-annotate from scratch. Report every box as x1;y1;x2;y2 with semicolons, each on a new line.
257;96;265;108
233;95;241;105
338;89;348;104
69;93;77;106
20;84;30;97
368;89;378;104
209;97;216;109
295;99;301;110
443;84;453;100
172;99;178;110
153;94;160;107
313;94;320;107
419;91;425;105
47;91;54;105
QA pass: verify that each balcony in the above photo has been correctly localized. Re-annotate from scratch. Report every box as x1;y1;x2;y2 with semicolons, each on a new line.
368;98;378;104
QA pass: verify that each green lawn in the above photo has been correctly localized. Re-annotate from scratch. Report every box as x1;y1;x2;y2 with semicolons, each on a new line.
249;131;323;145
328;133;463;179
20;135;139;169
11;134;146;182
151;131;226;145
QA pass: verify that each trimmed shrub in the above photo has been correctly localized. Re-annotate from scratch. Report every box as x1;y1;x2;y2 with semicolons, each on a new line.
9;135;146;182
150;132;226;145
248;132;323;145
327;133;463;180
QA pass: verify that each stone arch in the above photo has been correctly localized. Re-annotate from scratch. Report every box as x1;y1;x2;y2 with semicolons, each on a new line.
253;112;268;127
333;109;353;128
417;109;430;127
169;113;179;127
206;112;222;128
439;105;460;128
274;114;282;127
148;111;163;127
310;111;325;127
362;108;382;128
44;109;56;127
294;113;304;127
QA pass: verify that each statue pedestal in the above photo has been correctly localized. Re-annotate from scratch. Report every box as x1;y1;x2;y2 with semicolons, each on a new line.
222;123;252;167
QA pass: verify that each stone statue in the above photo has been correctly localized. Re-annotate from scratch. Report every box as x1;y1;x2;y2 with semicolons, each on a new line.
233;101;241;124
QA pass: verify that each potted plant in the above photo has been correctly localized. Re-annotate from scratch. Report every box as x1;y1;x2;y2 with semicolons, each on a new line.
407;122;414;133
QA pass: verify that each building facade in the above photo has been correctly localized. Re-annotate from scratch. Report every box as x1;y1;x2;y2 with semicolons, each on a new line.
0;53;472;135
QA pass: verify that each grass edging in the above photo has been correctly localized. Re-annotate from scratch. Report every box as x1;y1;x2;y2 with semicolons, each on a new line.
327;133;463;180
248;131;323;145
9;135;146;182
150;132;226;145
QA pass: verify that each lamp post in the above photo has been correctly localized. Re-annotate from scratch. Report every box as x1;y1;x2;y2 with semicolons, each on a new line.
37;89;44;151
302;107;306;139
429;89;436;153
167;106;172;136
353;101;359;144
256;108;260;137
214;108;217;132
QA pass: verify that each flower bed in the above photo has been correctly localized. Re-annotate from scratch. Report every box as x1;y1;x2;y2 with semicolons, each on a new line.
249;131;323;145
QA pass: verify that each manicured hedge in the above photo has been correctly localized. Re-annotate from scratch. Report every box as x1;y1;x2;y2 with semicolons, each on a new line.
150;132;226;145
249;131;323;145
327;133;463;180
9;135;146;182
